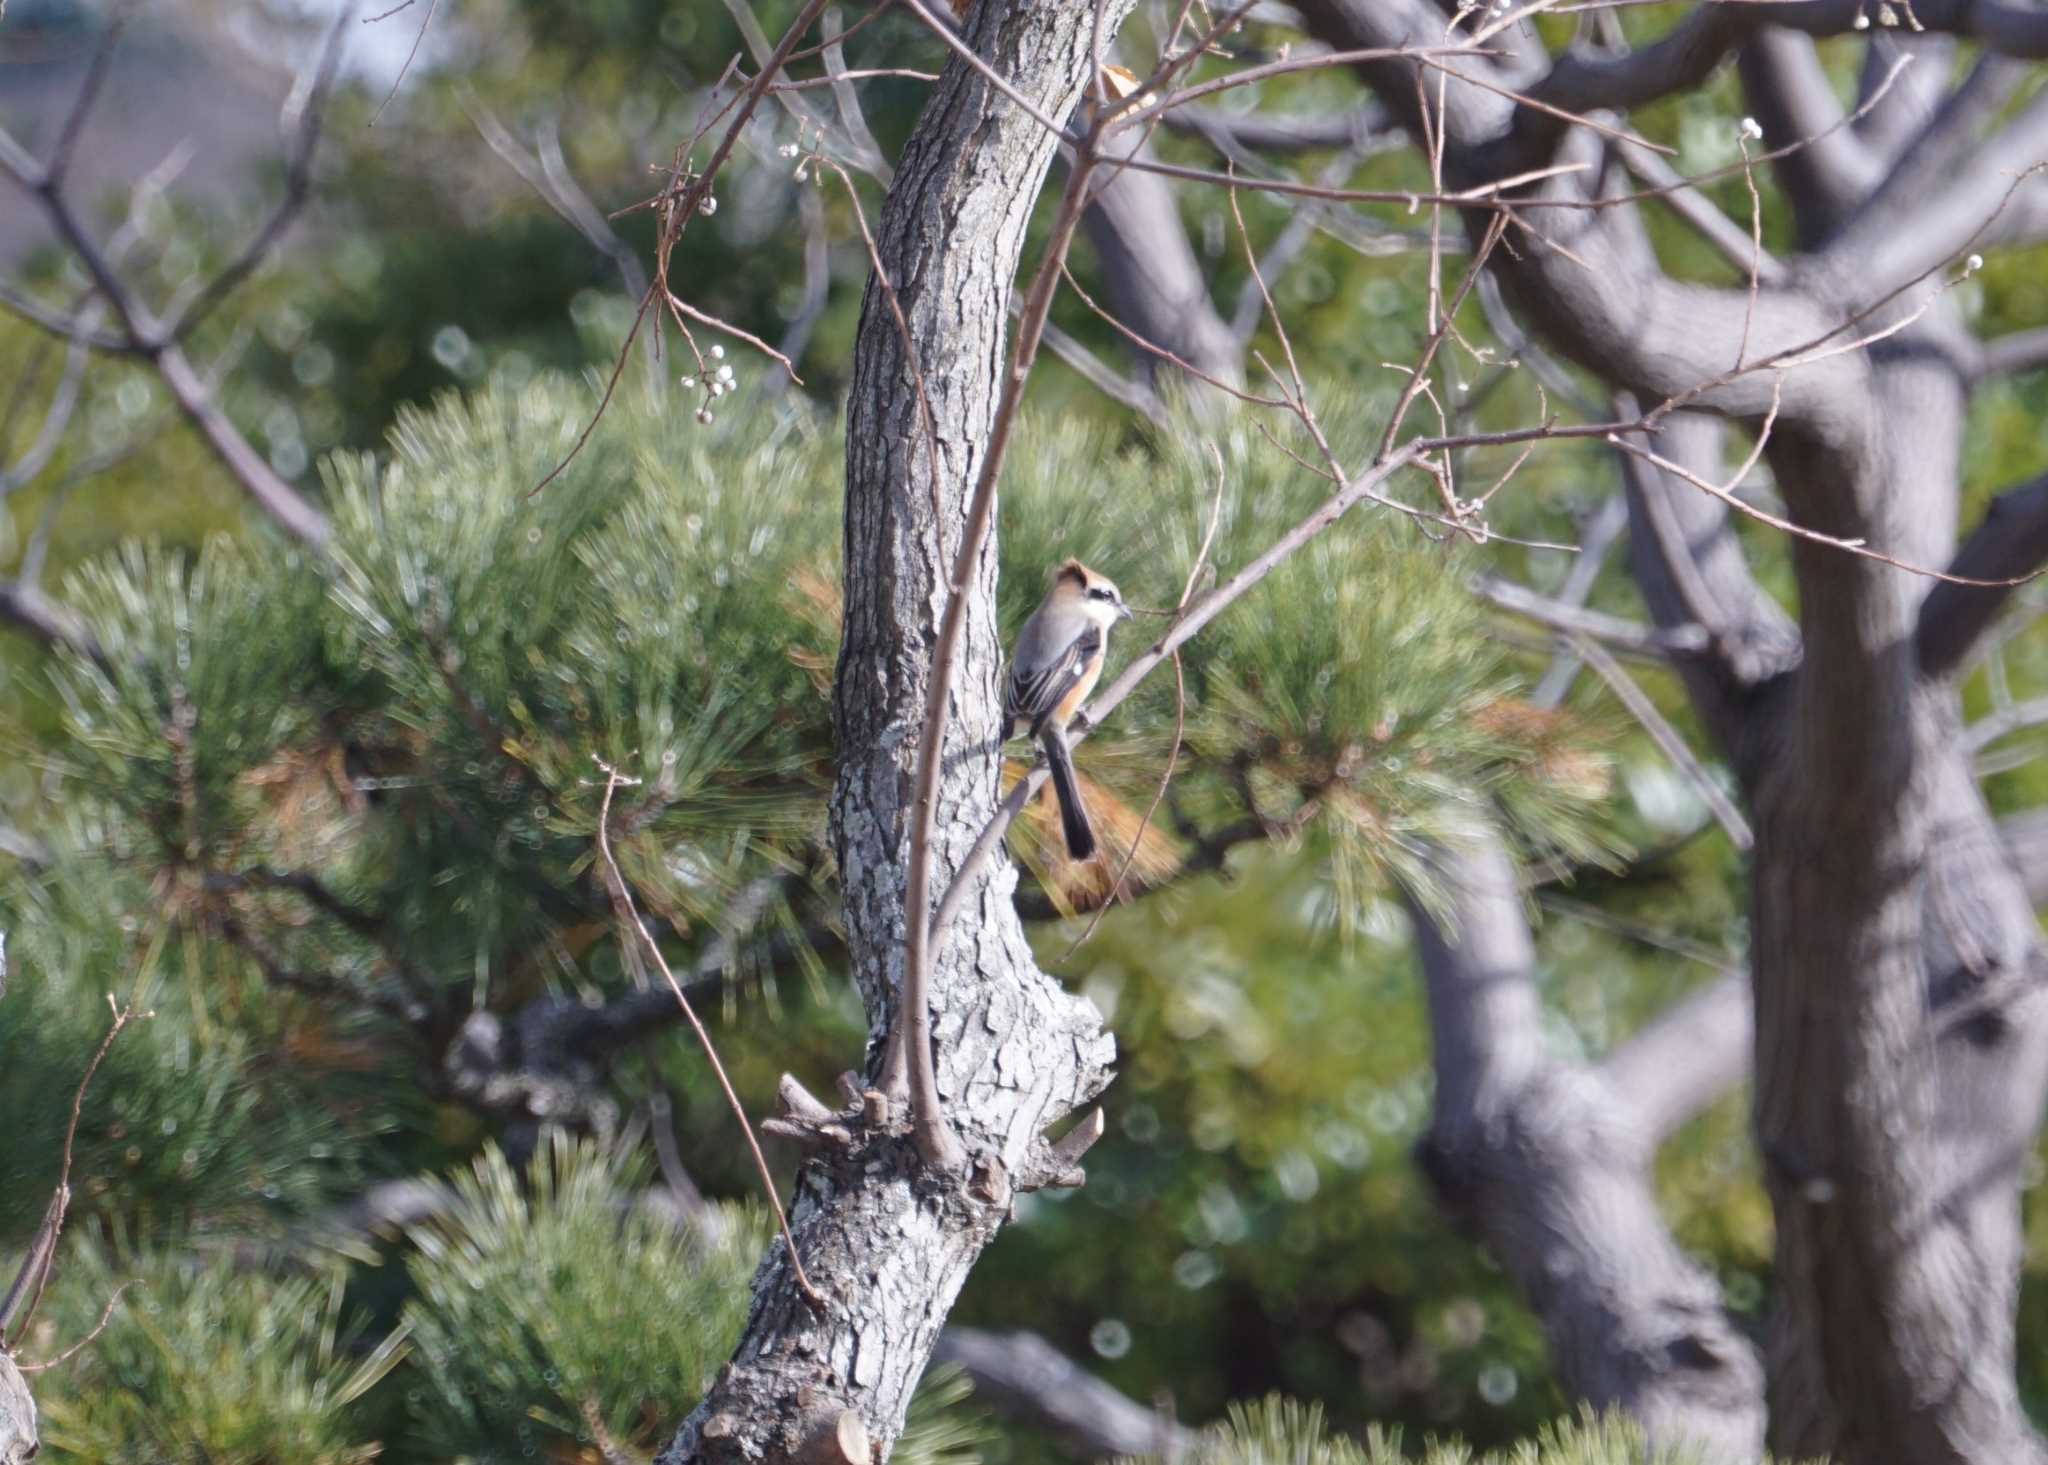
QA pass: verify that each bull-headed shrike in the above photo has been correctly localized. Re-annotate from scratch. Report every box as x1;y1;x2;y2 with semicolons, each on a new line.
1004;559;1132;861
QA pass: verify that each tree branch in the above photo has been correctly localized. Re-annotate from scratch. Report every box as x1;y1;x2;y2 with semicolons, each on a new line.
1816;82;2048;295
0;575;102;661
1977;326;2048;382
1595;971;1750;1145
159;8;353;341
1917;470;2048;678
1617;407;1800;761
0;38;336;547
1163;100;1396;154
1403;828;1765;1458
1735;28;1878;246
1078;106;1244;389
932;1328;1197;1460
1471;573;1709;659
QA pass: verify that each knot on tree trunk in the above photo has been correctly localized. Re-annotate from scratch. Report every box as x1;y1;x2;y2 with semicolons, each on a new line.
696;1396;872;1465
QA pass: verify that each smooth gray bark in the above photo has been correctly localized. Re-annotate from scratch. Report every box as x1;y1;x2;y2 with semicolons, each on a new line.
659;2;1127;1461
1280;5;2048;1458
934;1327;1199;1459
1080;121;1244;390
1406;832;1764;1462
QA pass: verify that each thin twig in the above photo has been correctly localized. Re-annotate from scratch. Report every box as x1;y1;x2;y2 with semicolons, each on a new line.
1613;380;2046;589
369;0;440;126
592;763;823;1310
0;991;146;1348
529;0;834;497
16;1283;133;1373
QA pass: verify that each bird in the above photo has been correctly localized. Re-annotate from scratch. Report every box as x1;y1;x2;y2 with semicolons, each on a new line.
1005;559;1132;861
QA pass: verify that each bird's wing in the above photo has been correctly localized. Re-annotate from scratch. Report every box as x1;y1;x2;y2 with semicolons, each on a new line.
1006;621;1102;737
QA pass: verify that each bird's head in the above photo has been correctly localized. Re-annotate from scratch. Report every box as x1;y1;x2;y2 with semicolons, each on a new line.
1055;558;1133;627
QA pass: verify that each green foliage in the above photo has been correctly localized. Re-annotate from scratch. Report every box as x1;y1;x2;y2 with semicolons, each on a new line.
0;860;390;1238
398;1133;765;1461
1;373;1628;1456
1153;1395;1749;1465
31;1237;404;1465
49;538;329;855
11;1;2048;1458
901;1364;997;1465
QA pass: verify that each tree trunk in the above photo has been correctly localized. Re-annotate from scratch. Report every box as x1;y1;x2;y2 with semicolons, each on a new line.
657;3;1128;1462
1279;5;2048;1455
0;1356;32;1465
1742;356;2048;1463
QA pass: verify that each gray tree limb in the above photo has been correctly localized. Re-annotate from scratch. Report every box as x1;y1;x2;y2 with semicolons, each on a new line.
1977;325;2048;381
934;1328;1197;1460
1816;82;2048;295
1405;829;1764;1462
1618;409;1800;761
1081;97;1243;389
1735;30;1877;245
1852;32;1956;160
1162;101;1395;154
0;1355;32;1465
1917;470;2048;678
1595;972;1750;1148
0;576;100;661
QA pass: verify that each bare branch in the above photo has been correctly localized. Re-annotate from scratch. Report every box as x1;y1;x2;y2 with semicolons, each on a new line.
1164;100;1397;154
1976;326;2048;382
0;989;145;1348
1472;573;1709;659
1734;28;1878;245
1613;139;1787;286
932;1329;1198;1460
1918;471;2048;678
592;763;823;1310
1080;106;1244;388
1596;971;1750;1144
0;576;101;661
0;72;335;544
1404;828;1765;1458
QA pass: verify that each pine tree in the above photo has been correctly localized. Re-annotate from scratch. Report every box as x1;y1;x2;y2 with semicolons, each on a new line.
1;375;1608;1460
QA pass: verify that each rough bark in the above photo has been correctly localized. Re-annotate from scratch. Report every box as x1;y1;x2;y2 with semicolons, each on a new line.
1406;832;1764;1462
0;1356;31;1465
658;3;1126;1460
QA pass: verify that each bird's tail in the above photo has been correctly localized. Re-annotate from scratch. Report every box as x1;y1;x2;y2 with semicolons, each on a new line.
1040;729;1096;861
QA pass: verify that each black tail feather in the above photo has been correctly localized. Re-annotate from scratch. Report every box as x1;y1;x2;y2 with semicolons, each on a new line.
1040;730;1096;861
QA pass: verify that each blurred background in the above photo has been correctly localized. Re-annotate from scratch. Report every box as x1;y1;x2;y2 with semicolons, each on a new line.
2;2;2047;1461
